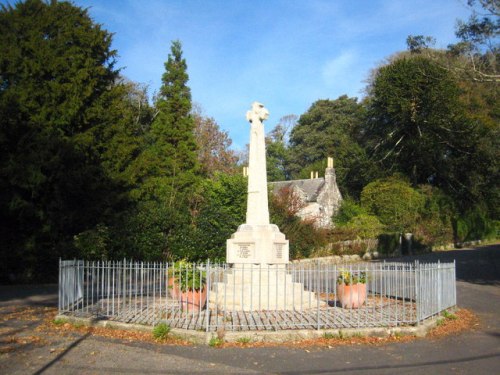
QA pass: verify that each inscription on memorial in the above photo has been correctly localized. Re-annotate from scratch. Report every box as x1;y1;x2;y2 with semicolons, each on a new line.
237;243;254;259
275;243;284;259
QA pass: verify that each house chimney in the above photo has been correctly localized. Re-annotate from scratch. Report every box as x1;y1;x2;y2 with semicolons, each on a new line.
327;157;334;169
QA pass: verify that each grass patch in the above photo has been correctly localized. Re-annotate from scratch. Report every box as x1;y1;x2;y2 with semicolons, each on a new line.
323;332;336;339
152;323;171;341
236;337;251;344
436;318;445;326
323;331;350;340
53;318;66;325
442;310;457;320
209;336;224;347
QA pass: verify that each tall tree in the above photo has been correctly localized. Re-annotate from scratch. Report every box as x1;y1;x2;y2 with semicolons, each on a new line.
0;0;120;281
124;40;200;260
448;0;499;82
288;96;378;197
266;114;296;181
192;105;238;177
131;40;199;205
364;55;497;213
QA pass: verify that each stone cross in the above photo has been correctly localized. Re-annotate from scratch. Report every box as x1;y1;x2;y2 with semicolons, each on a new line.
226;102;288;265
245;102;270;225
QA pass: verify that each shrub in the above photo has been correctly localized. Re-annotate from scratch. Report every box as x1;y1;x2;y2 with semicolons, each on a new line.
454;205;498;243
209;336;224;347
413;185;454;246
74;223;110;260
333;199;367;226
152;322;171;341
342;214;384;239
361;176;425;232
168;173;247;261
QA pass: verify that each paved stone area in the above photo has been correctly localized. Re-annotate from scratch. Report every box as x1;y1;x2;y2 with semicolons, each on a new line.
63;294;416;331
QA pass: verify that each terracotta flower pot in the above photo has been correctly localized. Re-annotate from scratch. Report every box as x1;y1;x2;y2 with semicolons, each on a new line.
336;283;367;308
180;288;207;312
167;277;180;299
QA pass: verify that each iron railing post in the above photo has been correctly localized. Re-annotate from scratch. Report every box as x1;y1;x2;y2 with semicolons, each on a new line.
415;260;420;325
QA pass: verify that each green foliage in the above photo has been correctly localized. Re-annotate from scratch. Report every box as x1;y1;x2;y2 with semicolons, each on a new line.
454;205;498;242
152;322;171;341
365;56;475;189
337;270;367;285
323;332;339;340
448;0;498;80
289;96;379;197
266;115;296;181
334;199;367;226
2;0;496;282
342;214;385;239
236;337;251;344
441;310;458;320
0;0;121;282
334;198;384;240
74;224;111;260
102;40;202;263
130;40;199;205
266;134;290;181
413;186;455;246
406;35;436;53
209;336;224;347
174;267;206;292
96;81;154;186
361;176;425;232
168;173;247;261
442;310;457;320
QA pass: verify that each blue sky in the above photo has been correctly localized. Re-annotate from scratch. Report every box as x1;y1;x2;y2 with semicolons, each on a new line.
7;0;474;149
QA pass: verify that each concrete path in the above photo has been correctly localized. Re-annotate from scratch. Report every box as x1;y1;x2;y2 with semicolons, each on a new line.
1;244;499;374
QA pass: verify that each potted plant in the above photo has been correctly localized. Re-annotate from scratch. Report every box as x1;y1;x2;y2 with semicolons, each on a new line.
178;267;207;312
336;270;367;308
167;260;189;299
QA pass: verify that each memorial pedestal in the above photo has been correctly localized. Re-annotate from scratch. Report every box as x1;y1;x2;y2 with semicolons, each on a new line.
209;264;325;311
226;224;288;264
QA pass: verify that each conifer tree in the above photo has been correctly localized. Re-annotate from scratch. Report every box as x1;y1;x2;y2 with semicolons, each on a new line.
124;41;200;260
0;0;119;281
132;40;199;206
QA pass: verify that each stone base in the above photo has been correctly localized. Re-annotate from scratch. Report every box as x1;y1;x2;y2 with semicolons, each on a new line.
226;224;289;264
209;265;325;311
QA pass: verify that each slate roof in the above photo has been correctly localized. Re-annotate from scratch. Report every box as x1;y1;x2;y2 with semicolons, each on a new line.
270;178;325;202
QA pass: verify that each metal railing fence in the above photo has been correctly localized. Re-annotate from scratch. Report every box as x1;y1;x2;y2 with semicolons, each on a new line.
59;259;456;332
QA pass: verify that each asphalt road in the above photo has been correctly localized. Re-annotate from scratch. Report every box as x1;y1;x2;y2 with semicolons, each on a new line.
1;244;499;374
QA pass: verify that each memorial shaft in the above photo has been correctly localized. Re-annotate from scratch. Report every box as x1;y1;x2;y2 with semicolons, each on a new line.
246;103;270;225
